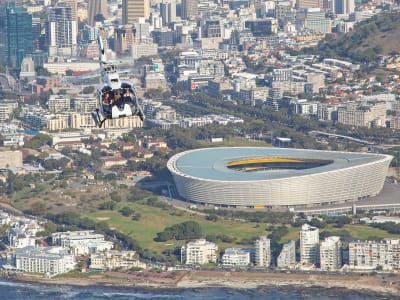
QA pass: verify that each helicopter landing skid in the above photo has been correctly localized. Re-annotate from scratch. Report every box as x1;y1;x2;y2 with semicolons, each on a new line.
94;109;107;128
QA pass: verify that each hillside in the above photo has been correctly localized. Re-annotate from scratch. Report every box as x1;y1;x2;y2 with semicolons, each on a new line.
315;12;400;63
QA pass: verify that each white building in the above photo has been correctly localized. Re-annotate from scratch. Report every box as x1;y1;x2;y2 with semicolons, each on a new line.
320;236;342;271
255;236;271;267
48;95;71;113
181;239;218;265
9;227;36;248
277;240;296;268
13;246;76;275
221;248;251;267
300;224;319;266
90;250;146;270
349;239;400;271
52;230;112;255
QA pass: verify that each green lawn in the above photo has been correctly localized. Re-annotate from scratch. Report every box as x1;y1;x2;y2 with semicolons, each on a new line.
86;202;269;253
86;202;400;255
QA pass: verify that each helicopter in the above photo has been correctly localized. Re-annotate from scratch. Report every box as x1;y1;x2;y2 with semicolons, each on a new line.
94;35;144;128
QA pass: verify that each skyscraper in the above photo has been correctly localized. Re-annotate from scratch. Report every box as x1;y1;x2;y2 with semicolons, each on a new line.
88;0;107;27
122;0;150;24
0;2;33;69
160;0;176;26
47;6;77;57
181;0;197;20
300;223;319;266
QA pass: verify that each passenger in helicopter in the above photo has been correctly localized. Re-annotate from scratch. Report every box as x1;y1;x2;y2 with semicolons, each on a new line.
113;89;124;108
102;89;112;116
123;87;133;105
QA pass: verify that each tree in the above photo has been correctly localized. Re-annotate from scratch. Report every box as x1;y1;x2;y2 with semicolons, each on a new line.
120;206;134;217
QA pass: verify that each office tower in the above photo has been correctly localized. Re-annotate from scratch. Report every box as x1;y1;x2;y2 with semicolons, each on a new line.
114;25;136;55
255;236;271;267
277;240;296;268
296;0;323;8
297;8;332;34
160;0;176;26
320;236;342;271
47;6;77;57
181;0;197;20
334;0;354;15
300;224;319;265
61;0;77;27
88;0;107;26
0;2;33;69
122;0;151;24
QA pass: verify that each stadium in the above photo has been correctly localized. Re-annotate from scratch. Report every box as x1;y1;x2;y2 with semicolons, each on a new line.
167;147;392;208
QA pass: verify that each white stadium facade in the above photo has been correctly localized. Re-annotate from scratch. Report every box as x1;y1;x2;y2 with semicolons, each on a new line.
167;147;392;208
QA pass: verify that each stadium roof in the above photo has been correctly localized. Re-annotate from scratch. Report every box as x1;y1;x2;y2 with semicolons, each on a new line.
170;147;389;182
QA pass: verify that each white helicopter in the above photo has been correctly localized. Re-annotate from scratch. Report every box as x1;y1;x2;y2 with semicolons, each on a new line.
94;35;144;128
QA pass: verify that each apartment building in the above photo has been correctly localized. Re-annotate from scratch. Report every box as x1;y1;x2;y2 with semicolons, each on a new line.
181;239;218;265
221;248;251;267
320;236;342;271
13;246;76;275
255;236;271;267
337;102;386;128
300;224;319;266
277;240;296;268
349;239;400;271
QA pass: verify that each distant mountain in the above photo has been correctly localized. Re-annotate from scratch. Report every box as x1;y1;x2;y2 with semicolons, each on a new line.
315;12;400;63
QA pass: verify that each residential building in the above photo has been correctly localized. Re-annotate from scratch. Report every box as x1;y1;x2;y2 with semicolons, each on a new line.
222;248;251;267
52;230;106;248
72;96;98;114
277;240;296;268
181;239;218;265
0;101;18;122
255;236;271;267
0;2;33;69
9;226;35;248
349;239;400;271
13;246;76;275
300;224;319;266
48;95;71;113
90;250;146;270
337;102;386;128
320;236;342;271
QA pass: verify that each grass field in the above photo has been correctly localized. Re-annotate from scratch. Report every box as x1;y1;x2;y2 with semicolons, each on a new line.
86;201;270;253
86;201;400;257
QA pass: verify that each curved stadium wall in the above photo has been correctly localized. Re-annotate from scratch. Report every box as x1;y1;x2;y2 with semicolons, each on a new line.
167;147;392;208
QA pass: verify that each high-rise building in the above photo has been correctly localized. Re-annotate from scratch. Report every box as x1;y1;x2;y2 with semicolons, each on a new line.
88;0;107;26
296;0;323;8
255;236;271;267
48;95;71;113
0;2;33;69
297;8;331;34
334;0;354;15
277;240;296;268
122;0;151;24
47;6;77;57
300;224;319;266
160;0;176;26
320;236;342;271
181;0;197;20
114;25;136;55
